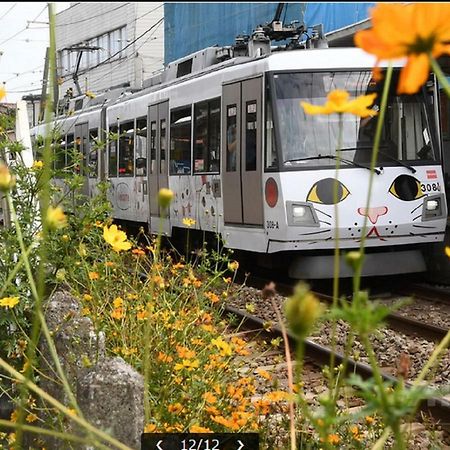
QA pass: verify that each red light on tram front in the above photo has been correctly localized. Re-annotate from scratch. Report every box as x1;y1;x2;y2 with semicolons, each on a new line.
265;177;278;208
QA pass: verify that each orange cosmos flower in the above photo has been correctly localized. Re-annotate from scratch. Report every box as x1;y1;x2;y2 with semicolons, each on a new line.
355;3;450;94
301;90;378;117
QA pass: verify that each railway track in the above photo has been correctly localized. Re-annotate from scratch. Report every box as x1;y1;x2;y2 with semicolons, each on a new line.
221;302;450;435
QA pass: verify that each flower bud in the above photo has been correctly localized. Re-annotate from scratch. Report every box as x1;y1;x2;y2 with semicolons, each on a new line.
0;163;14;192
284;283;323;338
345;251;364;271
158;188;174;208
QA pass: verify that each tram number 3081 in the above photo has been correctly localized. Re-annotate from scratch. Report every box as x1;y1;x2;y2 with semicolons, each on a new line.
421;182;441;193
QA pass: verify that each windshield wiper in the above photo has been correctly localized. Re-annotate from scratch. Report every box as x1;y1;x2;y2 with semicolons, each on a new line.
284;154;381;175
340;146;416;174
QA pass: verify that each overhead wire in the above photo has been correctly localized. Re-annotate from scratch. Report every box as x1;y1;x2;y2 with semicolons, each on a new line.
87;18;164;87
0;3;17;21
0;4;47;47
60;15;164;81
55;3;130;27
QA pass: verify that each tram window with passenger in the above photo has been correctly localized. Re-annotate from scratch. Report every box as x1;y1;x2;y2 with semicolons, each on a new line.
193;97;221;173
88;129;98;178
170;106;192;175
119;121;134;176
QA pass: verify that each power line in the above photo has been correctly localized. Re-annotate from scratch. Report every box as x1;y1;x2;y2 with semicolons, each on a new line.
55;3;130;27
88;18;164;87
0;3;17;21
61;16;164;81
0;4;47;47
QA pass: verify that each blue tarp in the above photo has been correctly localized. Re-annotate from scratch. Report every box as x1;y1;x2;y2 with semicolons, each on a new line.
164;2;375;65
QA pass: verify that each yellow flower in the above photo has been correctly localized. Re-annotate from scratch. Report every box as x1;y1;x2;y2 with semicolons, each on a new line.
202;392;217;404
355;3;450;94
46;206;67;230
88;271;99;280
205;291;220;304
189;425;212;433
365;415;375;425
103;224;132;252
0;85;6;100
301;90;378;117
83;294;93;301
445;246;450;258
113;297;123;308
167;403;183;413
158;188;174;208
182;217;196;227
211;337;232;356
228;260;239;272
111;308;124;320
32;160;44;170
144;423;157;433
327;434;340;445
137;310;149;320
0;296;19;309
0;162;14;191
26;413;38;423
256;368;272;381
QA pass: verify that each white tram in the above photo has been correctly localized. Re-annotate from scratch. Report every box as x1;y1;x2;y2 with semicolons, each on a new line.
30;32;448;278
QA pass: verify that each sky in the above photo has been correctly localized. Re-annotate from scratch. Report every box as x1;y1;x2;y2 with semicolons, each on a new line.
0;2;71;104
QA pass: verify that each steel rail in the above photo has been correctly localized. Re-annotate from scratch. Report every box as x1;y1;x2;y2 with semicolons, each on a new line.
222;303;450;433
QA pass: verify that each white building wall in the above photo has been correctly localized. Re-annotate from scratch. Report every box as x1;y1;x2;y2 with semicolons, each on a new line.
55;2;164;100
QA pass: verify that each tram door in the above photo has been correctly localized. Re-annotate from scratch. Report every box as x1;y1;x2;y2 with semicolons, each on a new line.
222;77;263;225
74;122;89;196
148;100;169;218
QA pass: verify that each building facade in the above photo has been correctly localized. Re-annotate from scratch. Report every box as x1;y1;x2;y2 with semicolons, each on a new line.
55;2;164;100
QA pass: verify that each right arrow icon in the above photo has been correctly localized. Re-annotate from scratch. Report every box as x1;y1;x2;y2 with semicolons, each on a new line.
237;440;244;450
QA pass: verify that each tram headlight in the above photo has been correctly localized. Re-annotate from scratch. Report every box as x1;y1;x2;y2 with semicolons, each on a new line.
286;201;319;226
425;199;439;211
422;194;445;220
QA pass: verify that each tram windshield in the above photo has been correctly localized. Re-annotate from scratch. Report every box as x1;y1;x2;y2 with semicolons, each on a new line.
269;70;439;170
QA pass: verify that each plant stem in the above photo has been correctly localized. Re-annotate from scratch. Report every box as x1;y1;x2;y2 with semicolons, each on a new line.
354;65;393;291
429;55;450;98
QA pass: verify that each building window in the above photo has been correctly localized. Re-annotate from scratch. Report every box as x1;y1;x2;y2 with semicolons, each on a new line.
170;107;192;175
193;98;220;173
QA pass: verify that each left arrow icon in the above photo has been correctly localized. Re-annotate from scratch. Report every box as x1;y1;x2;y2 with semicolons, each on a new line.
156;440;164;450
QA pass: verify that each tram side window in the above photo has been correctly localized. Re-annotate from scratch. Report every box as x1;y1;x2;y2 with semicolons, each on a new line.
226;105;237;172
66;134;74;170
54;136;66;171
119;121;134;176
246;101;257;171
265;95;277;170
193;98;220;173
135;118;147;176
88;129;99;178
108;125;118;177
170;106;192;175
160;119;166;174
150;121;156;174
